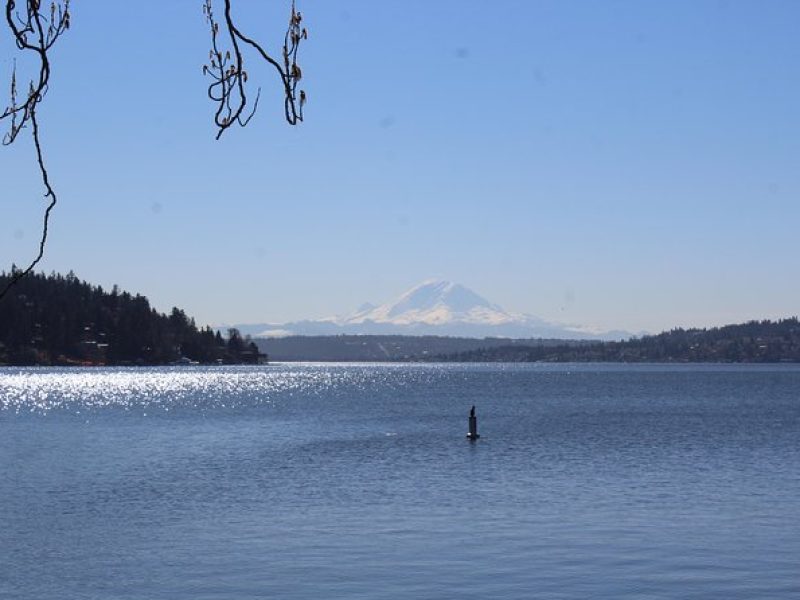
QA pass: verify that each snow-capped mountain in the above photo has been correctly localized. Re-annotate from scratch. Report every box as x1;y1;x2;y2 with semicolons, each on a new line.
226;280;630;340
343;280;515;327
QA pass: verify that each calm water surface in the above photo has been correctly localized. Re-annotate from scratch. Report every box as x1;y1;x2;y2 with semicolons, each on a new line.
1;363;799;599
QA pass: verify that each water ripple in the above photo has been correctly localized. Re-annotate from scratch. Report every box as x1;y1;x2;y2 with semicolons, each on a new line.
0;364;453;415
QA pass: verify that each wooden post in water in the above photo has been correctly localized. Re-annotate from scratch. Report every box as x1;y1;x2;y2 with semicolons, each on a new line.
467;405;480;440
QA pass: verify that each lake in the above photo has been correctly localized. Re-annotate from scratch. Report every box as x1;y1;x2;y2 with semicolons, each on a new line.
1;363;799;599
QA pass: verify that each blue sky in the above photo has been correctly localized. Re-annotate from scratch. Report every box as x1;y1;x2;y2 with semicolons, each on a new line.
2;0;799;333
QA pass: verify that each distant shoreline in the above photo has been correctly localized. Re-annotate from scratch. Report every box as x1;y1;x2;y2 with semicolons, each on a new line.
2;359;799;369
252;320;800;363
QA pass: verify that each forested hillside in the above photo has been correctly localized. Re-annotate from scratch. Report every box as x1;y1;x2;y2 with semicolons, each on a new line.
436;318;800;363
0;271;263;366
4;270;797;366
255;335;593;362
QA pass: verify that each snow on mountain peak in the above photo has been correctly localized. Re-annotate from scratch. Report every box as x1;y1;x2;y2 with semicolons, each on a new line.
224;280;630;340
342;280;515;326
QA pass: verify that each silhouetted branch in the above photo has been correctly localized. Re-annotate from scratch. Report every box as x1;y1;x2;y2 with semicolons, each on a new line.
0;0;69;301
203;0;306;140
2;0;305;300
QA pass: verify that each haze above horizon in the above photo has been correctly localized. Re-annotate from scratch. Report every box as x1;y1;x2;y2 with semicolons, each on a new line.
2;1;799;333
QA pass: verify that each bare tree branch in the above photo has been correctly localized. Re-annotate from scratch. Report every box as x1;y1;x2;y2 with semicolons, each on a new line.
2;1;306;300
203;0;306;140
0;0;69;301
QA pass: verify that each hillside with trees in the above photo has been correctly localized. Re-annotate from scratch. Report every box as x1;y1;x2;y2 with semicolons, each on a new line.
3;270;798;366
0;270;265;366
434;319;800;363
255;335;593;362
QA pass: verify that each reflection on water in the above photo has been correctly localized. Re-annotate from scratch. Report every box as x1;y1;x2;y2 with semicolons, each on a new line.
0;364;454;413
1;364;799;599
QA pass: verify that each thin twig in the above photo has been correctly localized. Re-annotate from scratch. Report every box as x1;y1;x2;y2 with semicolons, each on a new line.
203;0;306;139
0;0;69;300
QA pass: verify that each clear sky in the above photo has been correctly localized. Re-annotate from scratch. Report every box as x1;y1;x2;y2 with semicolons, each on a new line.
2;0;799;333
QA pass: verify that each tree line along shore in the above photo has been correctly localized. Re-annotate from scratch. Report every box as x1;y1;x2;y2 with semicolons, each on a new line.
424;318;800;363
2;271;798;366
0;271;265;366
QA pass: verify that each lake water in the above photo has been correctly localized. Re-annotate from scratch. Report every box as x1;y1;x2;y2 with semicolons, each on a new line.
1;363;799;599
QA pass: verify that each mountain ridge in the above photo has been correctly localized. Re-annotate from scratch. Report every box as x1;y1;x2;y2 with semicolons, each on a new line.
226;280;632;340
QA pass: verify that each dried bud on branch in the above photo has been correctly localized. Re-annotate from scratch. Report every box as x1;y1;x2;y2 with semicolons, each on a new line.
202;0;307;140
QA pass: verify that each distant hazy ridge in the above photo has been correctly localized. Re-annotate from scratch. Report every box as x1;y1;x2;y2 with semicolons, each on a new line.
3;271;798;365
227;280;632;340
